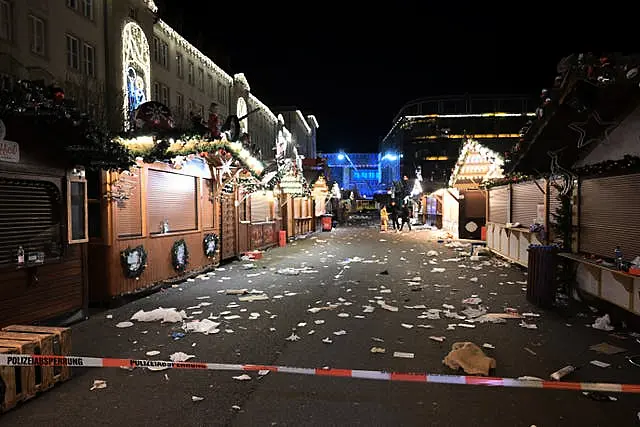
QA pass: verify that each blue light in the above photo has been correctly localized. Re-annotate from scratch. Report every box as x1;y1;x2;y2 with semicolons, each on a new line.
383;153;397;161
337;153;345;160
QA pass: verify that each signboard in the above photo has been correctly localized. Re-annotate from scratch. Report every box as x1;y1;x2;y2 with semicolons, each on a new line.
0;120;19;163
280;173;303;194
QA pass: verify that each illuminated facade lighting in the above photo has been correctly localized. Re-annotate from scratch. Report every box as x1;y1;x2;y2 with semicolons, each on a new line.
296;110;312;134
414;133;521;140
404;112;536;120
425;156;449;161
249;93;277;123
122;22;151;128
307;115;319;128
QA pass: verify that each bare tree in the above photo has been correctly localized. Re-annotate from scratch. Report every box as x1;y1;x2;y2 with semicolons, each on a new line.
64;72;124;132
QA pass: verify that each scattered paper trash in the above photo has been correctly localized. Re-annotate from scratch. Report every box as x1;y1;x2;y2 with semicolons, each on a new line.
401;323;414;329
232;405;242;410
333;330;347;336
192;396;205;402
393;352;415;359
443;342;496;376
285;333;301;341
131;307;187;323
519;321;538;330
590;360;611;368
593;314;615;331
482;343;495;349
90;379;107;390
183;319;221;335
429;336;446;343
170;352;195;362
590;342;626;355
145;350;160;356
322;337;333;344
370;347;386;354
233;374;252;381
115;321;133;328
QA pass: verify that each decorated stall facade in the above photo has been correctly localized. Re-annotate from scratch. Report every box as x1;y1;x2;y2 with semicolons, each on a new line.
88;101;265;301
311;175;329;229
498;53;640;312
0;81;93;326
235;171;280;253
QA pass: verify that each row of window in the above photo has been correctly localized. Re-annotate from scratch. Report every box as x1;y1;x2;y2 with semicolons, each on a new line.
66;0;94;21
152;81;230;121
152;35;228;105
66;34;95;77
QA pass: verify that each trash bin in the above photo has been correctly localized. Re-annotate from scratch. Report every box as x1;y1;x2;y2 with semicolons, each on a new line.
526;245;559;308
321;214;333;232
278;230;287;247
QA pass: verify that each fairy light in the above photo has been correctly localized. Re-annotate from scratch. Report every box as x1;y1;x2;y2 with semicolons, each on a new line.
144;0;158;13
249;93;277;123
122;22;151;128
449;139;504;187
296;110;312;134
405;112;536;119
307;115;319;128
156;20;232;84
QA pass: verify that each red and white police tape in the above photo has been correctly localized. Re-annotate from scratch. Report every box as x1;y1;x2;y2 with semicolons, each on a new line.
2;354;639;394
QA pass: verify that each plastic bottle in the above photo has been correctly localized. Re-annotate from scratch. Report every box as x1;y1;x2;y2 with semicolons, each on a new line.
615;246;623;270
17;246;24;265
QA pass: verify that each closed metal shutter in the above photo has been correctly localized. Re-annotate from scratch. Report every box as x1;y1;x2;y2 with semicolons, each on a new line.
511;180;544;227
488;185;508;224
147;169;197;234
579;174;640;260
202;179;215;230
251;193;270;223
115;172;142;237
0;178;62;266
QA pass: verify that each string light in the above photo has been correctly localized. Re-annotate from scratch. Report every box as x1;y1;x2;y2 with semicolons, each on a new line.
122;22;151;128
296;110;312;134
249;93;277;123
307;115;319;128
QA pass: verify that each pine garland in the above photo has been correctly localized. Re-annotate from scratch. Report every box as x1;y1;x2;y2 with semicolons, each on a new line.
550;182;572;250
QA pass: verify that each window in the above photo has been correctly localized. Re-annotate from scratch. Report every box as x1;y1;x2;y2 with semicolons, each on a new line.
176;53;183;78
0;178;62;266
153;82;160;101
83;43;95;76
161;85;169;106
176;92;183;115
66;34;80;70
187;60;194;85
128;6;138;20
198;104;204;119
152;36;168;68
81;0;93;20
66;0;78;10
68;174;88;244
0;0;11;41
197;67;204;91
208;74;214;96
29;15;45;56
147;169;197;234
187;99;194;115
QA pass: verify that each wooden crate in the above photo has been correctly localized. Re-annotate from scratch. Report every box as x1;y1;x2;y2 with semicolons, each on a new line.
0;348;18;413
0;332;55;392
0;340;37;404
2;326;72;382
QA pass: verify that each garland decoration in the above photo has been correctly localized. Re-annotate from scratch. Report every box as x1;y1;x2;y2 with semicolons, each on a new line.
203;234;219;258
481;173;535;189
120;245;148;279
573;155;640;178
171;239;189;272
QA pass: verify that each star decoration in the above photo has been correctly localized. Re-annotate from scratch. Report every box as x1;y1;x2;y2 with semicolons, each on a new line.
568;111;618;149
219;157;233;179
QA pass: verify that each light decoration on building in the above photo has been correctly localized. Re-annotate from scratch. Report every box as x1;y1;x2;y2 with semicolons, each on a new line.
156;20;232;84
414;133;521;140
237;97;248;134
249;93;277;123
330;182;341;200
448;139;504;188
234;73;251;91
296;110;312;134
405;112;537;120
122;22;151;129
307;115;319;128
279;173;304;194
112;135;265;177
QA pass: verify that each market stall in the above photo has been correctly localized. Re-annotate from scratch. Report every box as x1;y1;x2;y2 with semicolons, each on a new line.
88;102;265;301
311;175;329;230
0;81;94;326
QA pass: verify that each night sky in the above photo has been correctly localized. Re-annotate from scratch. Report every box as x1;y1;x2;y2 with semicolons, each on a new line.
157;1;568;153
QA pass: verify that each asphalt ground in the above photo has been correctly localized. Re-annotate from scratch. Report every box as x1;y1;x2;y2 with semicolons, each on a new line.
2;225;640;427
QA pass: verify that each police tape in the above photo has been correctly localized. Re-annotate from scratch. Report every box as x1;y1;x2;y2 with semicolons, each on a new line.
1;354;639;394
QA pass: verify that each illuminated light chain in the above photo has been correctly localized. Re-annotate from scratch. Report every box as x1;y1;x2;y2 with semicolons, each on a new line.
122;22;151;128
449;140;504;187
296;110;312;135
249;93;277;123
307;115;319;128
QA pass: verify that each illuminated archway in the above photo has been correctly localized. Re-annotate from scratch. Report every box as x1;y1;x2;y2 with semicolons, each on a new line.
236;97;248;134
122;22;151;128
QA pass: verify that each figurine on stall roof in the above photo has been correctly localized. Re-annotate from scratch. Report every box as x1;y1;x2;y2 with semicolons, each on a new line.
208;102;221;139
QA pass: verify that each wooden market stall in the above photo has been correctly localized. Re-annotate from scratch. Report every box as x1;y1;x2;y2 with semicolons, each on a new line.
0;82;92;326
278;171;313;239
88;125;265;302
236;172;280;253
311;175;329;229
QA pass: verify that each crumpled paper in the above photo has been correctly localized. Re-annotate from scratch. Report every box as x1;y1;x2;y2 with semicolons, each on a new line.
443;342;496;376
592;314;614;331
183;319;221;334
131;307;187;323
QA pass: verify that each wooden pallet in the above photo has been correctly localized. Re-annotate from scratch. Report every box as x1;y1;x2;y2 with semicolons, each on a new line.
0;348;18;412
0;332;55;392
0;340;37;407
2;326;72;382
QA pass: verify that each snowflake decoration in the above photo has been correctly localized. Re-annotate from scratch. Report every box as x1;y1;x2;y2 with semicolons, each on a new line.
220;157;233;179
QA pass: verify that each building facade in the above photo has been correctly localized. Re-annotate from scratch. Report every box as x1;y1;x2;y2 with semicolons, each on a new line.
381;94;535;194
276;108;318;160
320;152;399;198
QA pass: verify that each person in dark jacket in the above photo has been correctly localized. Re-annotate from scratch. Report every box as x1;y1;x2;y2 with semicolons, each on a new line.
399;203;412;231
389;201;400;230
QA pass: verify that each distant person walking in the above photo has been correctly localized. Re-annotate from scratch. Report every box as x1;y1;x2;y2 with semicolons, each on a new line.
389;201;400;231
380;206;389;231
399;203;412;231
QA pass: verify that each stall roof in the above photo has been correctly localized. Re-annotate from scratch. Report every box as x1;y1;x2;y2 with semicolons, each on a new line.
448;139;504;189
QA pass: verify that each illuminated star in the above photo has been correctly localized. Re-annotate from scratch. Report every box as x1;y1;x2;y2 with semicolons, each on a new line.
220;158;233;179
568;111;618;149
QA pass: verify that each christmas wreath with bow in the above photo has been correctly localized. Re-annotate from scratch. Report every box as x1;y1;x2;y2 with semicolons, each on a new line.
120;245;148;279
203;234;219;258
171;239;189;272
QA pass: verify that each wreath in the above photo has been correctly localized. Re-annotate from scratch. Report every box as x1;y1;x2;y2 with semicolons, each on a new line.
171;239;189;272
203;233;219;258
120;245;148;279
